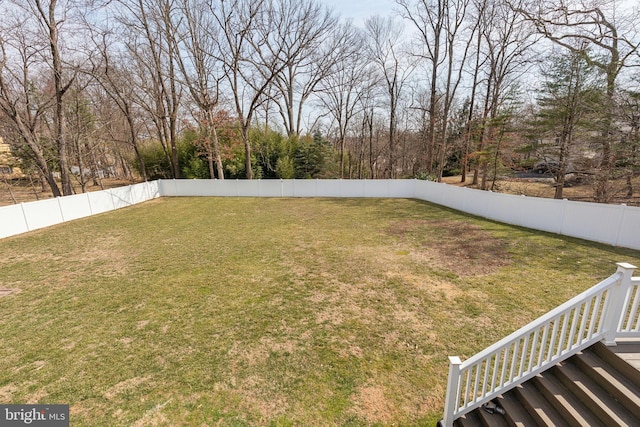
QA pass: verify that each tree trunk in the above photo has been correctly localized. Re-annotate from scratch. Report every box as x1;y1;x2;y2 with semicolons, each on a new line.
242;125;253;179
40;0;73;196
206;109;224;180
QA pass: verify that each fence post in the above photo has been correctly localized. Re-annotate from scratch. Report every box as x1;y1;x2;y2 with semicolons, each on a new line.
57;197;65;222
442;356;462;427
20;202;30;231
614;204;627;247
602;262;637;346
86;192;93;215
559;198;569;235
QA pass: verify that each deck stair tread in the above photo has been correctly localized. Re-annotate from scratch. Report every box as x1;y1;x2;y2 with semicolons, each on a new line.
573;350;640;414
592;341;640;385
552;362;638;426
495;392;537;426
475;403;510;427
608;341;640;371
513;382;568;427
452;411;481;427
533;371;604;427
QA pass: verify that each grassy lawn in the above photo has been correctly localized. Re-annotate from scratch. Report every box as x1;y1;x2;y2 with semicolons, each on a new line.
1;197;638;426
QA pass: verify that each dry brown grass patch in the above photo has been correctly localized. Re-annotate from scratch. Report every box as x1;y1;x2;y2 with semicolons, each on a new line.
389;219;511;276
103;377;152;400
0;288;19;297
350;384;395;424
0;384;18;401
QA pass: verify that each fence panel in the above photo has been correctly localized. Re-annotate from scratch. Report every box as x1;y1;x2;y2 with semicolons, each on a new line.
235;180;260;197
0;204;29;239
617;206;640;249
412;181;639;251
339;180;366;197
316;179;342;197
258;180;284;197
292;180;318;197
109;186;134;208
388;180;415;198
58;193;93;221
460;188;491;218
21;198;64;231
363;179;391;198
158;179;179;196
88;190;116;214
517;197;566;235
0;182;158;240
281;180;295;197
561;201;624;246
484;192;523;225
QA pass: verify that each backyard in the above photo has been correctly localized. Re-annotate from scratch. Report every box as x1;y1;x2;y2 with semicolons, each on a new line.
0;197;638;426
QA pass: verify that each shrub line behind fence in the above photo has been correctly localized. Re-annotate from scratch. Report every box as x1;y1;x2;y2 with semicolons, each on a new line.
0;179;638;251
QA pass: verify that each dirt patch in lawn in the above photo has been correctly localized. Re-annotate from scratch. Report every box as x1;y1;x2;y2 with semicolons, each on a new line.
0;288;19;297
0;384;18;401
389;219;511;276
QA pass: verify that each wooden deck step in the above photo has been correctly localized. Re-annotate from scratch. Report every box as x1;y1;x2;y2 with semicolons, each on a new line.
573;349;640;415
609;340;640;371
513;382;569;427
590;341;640;385
553;361;639;426
475;402;510;427
452;404;510;427
532;370;604;426
452;411;479;427
495;392;537;426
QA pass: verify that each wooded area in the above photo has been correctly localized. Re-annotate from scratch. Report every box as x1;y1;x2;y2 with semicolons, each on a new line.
0;0;638;202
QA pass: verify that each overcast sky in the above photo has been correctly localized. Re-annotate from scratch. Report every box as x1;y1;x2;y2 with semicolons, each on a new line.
322;0;638;27
321;0;397;26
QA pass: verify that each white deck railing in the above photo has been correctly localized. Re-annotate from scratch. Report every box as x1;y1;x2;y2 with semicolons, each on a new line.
442;262;638;427
619;276;640;338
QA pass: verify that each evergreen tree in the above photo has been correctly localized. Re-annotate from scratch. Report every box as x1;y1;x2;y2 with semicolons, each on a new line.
532;51;602;198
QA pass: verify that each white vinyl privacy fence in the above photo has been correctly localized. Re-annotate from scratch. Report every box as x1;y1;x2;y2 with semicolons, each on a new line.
158;179;640;250
1;179;639;250
0;181;159;239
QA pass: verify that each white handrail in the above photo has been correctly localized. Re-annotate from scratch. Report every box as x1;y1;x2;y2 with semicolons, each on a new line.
618;277;640;337
441;262;638;427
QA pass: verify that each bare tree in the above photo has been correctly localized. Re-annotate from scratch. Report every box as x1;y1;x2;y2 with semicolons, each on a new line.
86;24;149;181
365;16;414;178
0;0;85;196
398;0;477;181
173;0;224;179
472;0;536;190
460;0;488;183
35;0;78;195
266;0;338;137
65;76;98;192
115;0;183;179
0;4;62;196
516;0;640;201
317;23;374;177
397;0;445;177
211;0;295;179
